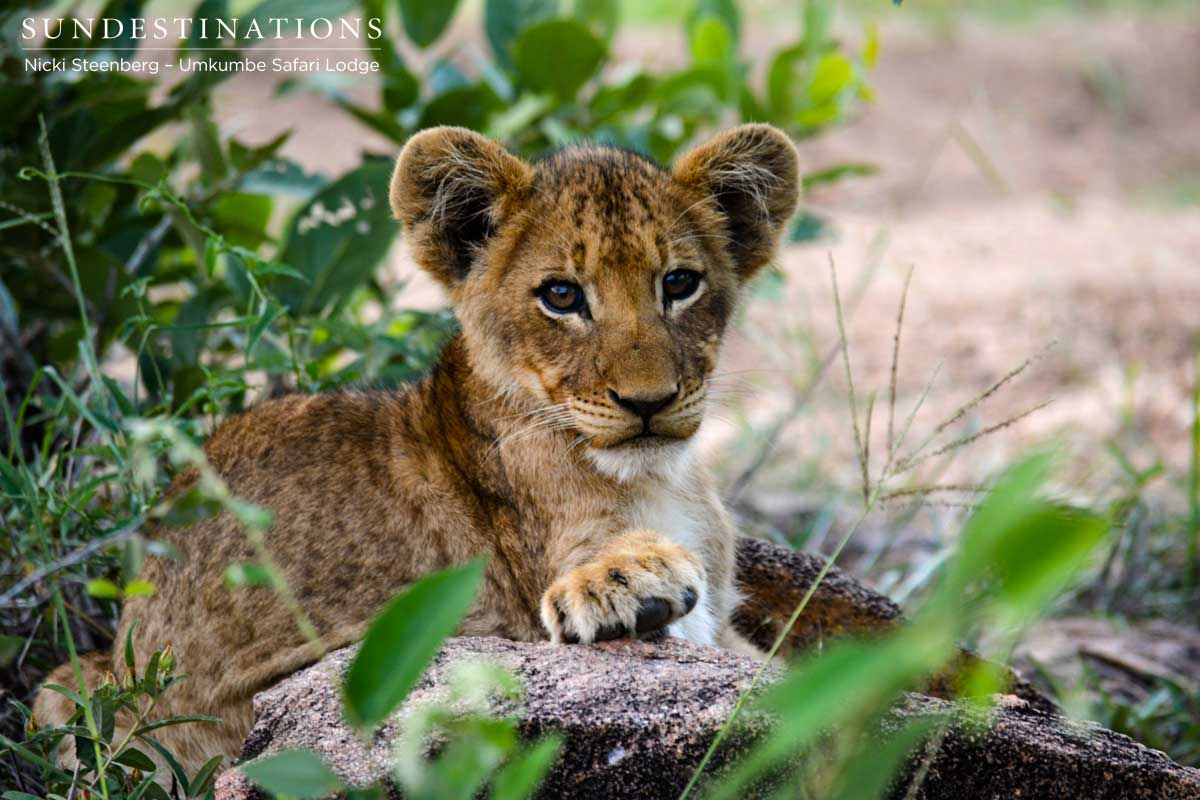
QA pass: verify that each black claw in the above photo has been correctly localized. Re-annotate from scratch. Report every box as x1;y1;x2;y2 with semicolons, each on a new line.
635;597;673;634
682;587;698;614
594;621;628;642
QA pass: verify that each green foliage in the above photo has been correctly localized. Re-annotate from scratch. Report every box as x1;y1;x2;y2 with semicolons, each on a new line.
242;750;343;799
2;640;223;800
687;453;1111;798
323;0;875;163
1089;675;1200;767
344;560;487;731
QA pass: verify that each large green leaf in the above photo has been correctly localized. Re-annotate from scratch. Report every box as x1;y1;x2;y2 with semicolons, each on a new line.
686;0;740;43
512;19;607;99
484;0;558;69
275;159;397;316
91;0;147;55
397;0;462;48
343;559;486;731
241;750;342;799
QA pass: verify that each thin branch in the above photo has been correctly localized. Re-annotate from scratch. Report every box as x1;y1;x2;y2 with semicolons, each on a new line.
902;343;1055;471
831;255;868;505
895;399;1055;476
887;266;915;457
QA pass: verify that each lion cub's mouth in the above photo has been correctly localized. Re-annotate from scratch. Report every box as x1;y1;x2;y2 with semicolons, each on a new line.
604;430;691;450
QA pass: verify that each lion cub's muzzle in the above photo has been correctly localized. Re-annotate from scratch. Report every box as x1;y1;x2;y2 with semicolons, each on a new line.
608;387;678;433
569;381;706;448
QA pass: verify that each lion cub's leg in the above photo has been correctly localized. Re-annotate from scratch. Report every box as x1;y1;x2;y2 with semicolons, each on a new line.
540;529;704;644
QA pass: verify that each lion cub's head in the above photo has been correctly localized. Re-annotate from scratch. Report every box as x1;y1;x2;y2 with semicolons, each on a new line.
391;124;799;479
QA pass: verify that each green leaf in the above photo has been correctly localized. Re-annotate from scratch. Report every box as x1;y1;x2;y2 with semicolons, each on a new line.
418;84;504;131
224;561;274;588
114;747;158;771
689;16;733;66
124;620;138;673
572;0;619;41
343;559;486;731
397;0;462;48
254;261;308;282
86;578;121;599
91;0;148;54
123;579;156;598
486;93;555;141
212;193;273;249
241;750;343;799
383;69;420;111
491;736;563;800
189;754;225;798
686;0;740;43
247;301;284;355
863;20;880;67
484;0;558;69
204;236;221;277
276;159;398;316
809;53;854;106
188;105;227;185
135;714;222;735
801;162;878;191
512;19;607;99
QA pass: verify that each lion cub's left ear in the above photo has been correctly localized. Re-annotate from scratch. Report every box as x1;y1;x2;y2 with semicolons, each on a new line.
672;124;800;281
391;127;534;288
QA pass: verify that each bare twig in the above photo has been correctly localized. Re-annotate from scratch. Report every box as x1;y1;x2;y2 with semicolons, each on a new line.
831;255;868;504
0;519;142;607
862;392;876;504
895;399;1055;476
887;266;914;456
879;484;987;501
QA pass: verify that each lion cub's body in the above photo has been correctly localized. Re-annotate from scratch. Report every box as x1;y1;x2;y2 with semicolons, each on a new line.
36;124;800;773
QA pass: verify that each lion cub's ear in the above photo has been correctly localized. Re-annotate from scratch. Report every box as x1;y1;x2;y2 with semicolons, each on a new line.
672;124;800;281
391;127;534;287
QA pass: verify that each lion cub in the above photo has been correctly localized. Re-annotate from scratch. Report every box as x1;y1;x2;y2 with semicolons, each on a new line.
35;124;800;770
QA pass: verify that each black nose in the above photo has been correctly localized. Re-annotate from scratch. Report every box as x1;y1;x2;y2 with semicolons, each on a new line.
608;388;678;423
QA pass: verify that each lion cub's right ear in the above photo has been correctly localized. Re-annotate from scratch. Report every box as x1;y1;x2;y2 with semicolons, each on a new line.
391;127;534;288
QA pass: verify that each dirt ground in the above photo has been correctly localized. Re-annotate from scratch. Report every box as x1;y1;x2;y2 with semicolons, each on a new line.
730;12;1200;501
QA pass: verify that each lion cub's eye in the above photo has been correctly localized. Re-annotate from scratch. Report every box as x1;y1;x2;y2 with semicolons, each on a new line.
663;269;702;303
537;279;586;315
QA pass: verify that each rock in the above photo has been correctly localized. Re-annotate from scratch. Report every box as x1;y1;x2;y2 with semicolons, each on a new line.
231;637;774;799
733;538;1056;713
219;637;1200;800
214;539;1200;798
884;694;1200;799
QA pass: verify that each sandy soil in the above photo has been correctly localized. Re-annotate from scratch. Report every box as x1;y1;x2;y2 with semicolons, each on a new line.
729;13;1200;495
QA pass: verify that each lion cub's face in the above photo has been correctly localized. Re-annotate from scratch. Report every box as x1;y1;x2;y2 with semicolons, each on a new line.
392;125;799;476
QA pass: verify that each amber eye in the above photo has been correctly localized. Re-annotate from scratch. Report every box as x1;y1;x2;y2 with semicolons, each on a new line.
663;269;702;303
537;280;586;314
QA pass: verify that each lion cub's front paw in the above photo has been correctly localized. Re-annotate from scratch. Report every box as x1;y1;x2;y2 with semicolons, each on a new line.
540;531;705;644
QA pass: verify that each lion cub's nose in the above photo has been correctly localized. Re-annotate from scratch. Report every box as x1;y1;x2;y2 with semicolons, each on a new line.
608;388;679;424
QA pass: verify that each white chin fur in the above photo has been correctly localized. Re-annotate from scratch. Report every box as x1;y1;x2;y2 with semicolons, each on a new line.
586;439;695;483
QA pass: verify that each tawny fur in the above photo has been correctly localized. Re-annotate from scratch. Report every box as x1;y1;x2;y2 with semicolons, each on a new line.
34;124;800;775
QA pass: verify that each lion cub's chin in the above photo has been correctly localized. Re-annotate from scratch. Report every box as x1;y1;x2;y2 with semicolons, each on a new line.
586;437;697;484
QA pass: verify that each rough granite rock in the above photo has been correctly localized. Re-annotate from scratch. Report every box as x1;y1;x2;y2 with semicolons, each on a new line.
213;539;1200;799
